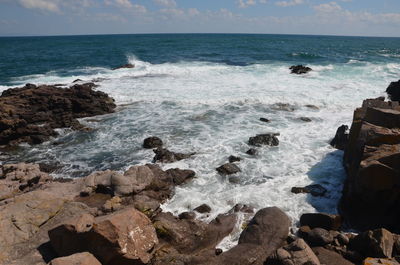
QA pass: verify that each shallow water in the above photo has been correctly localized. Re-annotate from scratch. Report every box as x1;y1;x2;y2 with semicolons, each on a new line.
1;34;400;248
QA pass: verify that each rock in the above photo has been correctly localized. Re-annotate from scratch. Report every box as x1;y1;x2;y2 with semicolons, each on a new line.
303;228;334;246
246;148;257;155
143;136;163;149
312;247;355;265
300;213;342;231
306;104;319;110
386;80;400;101
0;83;115;145
349;228;394;258
340;98;400;231
229;176;241;184
194;204;212;213
271;103;296;112
363;258;400;265
248;133;279;147
330;125;349;150
300;117;312;122
216;163;241;175
266;238;320;265
166;168;196;185
72;79;83;83
228;155;241;163
153;147;195;163
178;212;196;220
211;207;290;265
260;118;270;123
101;196;122;213
291;184;327;197
290;65;312;74
112;63;135;70
48;252;101;265
49;208;158;265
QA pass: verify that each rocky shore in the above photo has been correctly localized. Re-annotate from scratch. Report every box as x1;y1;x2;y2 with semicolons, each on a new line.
1;80;400;265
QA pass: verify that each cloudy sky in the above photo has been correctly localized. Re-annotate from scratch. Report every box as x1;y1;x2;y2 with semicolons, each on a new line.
0;0;399;37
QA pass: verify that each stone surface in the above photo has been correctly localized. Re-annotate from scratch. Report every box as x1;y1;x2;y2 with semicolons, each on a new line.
300;213;342;231
216;163;241;175
248;133;280;147
48;252;101;265
291;184;327;197
386;80;400;101
266;238;320;265
0;83;115;145
228;155;241;163
112;63;135;70
290;65;312;74
350;228;394;258
330;124;349;150
143;136;163;149
363;258;400;265
312;247;355;265
194;204;211;213
246;148;257;155
153;147;195;163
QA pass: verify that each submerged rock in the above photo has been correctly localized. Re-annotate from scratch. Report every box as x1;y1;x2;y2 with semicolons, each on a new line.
246;148;257;155
291;184;327;197
248;133;280;147
290;65;312;74
0;83;116;145
112;63;135;70
153;147;195;163
386;80;400;101
300;117;312;122
216;163;241;175
260;118;270;123
228;155;241;163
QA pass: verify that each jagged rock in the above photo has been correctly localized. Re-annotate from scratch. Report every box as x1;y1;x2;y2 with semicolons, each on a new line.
143;136;163;149
291;184;327;197
49;208;158;265
228;155;241;163
312;247;355;265
290;65;312;74
386;80;400;101
0;83;115;145
349;228;394;258
266;238;320;265
300;213;342;231
112;63;135;70
166;168;195;185
153;147;195;163
216;163;241;175
194;204;212;213
330;125;349;150
48;252;101;265
248;133;280;147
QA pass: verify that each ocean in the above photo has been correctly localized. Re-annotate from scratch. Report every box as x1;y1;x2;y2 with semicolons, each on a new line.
1;34;400;248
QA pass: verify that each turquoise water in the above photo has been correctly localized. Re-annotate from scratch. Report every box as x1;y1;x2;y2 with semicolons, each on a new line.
1;34;400;247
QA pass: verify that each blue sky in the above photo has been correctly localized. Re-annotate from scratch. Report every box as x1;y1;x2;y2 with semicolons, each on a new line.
0;0;400;37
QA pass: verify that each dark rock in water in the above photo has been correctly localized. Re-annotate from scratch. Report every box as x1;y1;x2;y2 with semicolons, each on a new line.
166;168;195;185
216;163;241;175
153;147;195;163
246;148;257;155
291;184;327;197
228;155;241;163
143;136;163;149
178;211;196;220
300;117;312;122
194;204;212;213
330;125;349;150
248;133;280;147
300;213;342;231
305;104;319;110
38;162;63;174
312;247;355;265
290;65;312;74
112;63;134;70
272;103;296;112
0;83;116;145
72;79;82;83
260;118;270;123
349;228;394;258
228;176;241;184
386;80;400;101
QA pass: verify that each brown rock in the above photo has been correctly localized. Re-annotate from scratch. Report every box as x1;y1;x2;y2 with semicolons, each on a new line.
349;228;394;258
266;238;320;265
216;163;241;175
363;258;400;265
312;247;355;265
48;252;102;265
300;213;342;231
166;168;196;185
194;204;212;213
153;147;195;163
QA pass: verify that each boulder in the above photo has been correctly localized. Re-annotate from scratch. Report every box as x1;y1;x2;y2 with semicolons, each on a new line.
216;163;241;175
48;252;101;265
248;133;279;147
228;155;241;163
246;148;257;155
194;204;211;214
266;238;320;265
290;65;312;74
386;80;400;101
153;147;195;163
349;228;394;258
312;247;355;265
166;168;195;185
330;125;349;150
143;136;163;149
303;228;334;247
49;208;158;265
363;258;400;265
291;184;327;197
300;117;312;122
300;213;342;231
0;83;115;145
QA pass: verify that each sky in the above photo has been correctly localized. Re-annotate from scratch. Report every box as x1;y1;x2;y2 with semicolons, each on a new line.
0;0;400;37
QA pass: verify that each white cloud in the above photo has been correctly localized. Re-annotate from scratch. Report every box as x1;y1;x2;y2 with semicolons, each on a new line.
313;2;342;13
238;0;256;8
105;0;133;9
275;0;304;7
153;0;176;8
18;0;60;12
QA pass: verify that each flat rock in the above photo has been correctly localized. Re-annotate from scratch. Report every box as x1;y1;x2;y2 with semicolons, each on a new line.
48;252;101;265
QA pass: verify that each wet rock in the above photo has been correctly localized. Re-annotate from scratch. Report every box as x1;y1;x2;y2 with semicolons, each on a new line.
143;136;163;149
300;117;312;122
178;211;196;220
312;247;355;265
216;163;241;175
291;184;327;197
49;208;158;265
72;79;83;83
246;148;257;155
290;65;312;74
153;147;195;163
272;103;296;112
0;83;116;145
330;124;349;150
248;133;279;147
305;104;319;110
194;204;212;213
166;168;196;185
349;228;394;258
304;228;334;246
266;238;320;265
112;63;135;70
260;118;270;123
386;80;400;101
300;213;342;231
48;252;101;265
228;155;241;163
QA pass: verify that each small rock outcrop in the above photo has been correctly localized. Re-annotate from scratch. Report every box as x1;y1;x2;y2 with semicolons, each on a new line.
0;83;116;145
216;163;241;175
143;137;163;149
291;184;327;197
290;65;312;74
330;124;349;150
386;80;400;101
112;63;135;70
153;147;195;163
248;133;280;147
